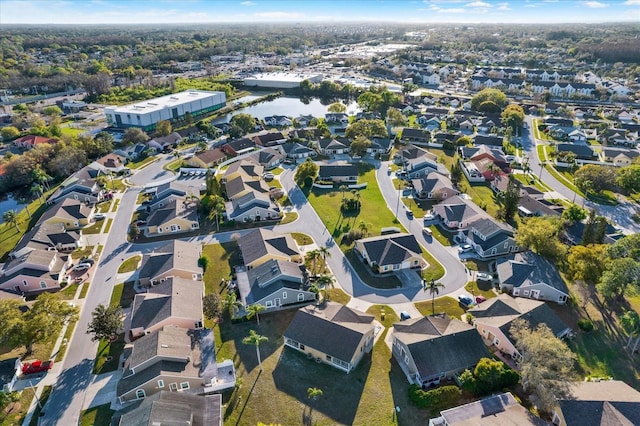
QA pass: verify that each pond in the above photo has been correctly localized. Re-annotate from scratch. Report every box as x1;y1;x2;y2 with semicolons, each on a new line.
0;193;26;224
213;96;361;124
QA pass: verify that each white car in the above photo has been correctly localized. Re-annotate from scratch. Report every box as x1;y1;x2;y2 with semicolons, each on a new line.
476;272;493;282
72;263;91;272
458;244;472;254
423;212;435;221
93;213;106;220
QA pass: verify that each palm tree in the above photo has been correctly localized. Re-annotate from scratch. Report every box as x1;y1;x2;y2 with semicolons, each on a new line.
246;303;266;326
318;245;331;272
339;185;348;200
423;278;445;316
243;330;269;371
307;386;323;421
358;220;369;236
3;210;19;232
621;310;640;353
305;249;322;276
31;167;52;191
30;183;44;203
224;292;243;318
316;275;334;301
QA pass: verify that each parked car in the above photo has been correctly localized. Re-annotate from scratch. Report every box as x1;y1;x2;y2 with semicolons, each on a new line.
135;220;147;226
476;272;492;282
72;263;91;272
423;227;433;237
21;359;53;376
263;172;275;180
457;294;475;308
458;244;472;254
387;166;392;175
423;212;435;221
475;295;487;304
79;257;94;266
93;213;106;220
400;311;411;321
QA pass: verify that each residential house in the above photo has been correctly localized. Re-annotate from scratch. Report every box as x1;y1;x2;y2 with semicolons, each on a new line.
472;134;504;148
226;189;280;223
318;137;352;155
244;147;285;170
545;118;574;127
404;156;449;179
461;216;519;259
432;195;486;230
467;294;571;363
116;392;222;426
282;142;315;160
221;138;256;156
552;380;640;426
412;172;459;200
416;115;441;131
145;198;199;237
294;115;315;127
517;194;563;218
117;326;235;403
325;113;349;125
0;249;68;295
39;197;93;231
562;221;623;246
148;132;182;152
568;128;588;143
10;222;81;258
459;119;474;133
222;160;264;183
556;143;597;162
145;181;198;211
237;228;301;269
394;144;436;164
185;149;227;168
13;135;58;150
367;138;393;155
128;277;204;340
225;175;270;202
496;251;568;304
284;302;375;373
354;233;427;273
48;164;105;205
137;240;202;287
236;259;315;314
94;153;127;173
317;164;358;184
601;148;640;167
391;315;489;387
253;132;287;147
429;393;543;426
264;115;292;127
400;128;431;145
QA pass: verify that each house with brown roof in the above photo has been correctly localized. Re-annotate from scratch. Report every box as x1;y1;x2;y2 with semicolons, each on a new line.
237;228;301;269
354;233;426;273
13;135;58;150
222;160;264;183
39;198;93;231
137;240;202;287
253;132;286;147
128;277;204;340
116;392;222;426
412;172;459;200
117;326;235;403
221;137;256;156
391;315;489;387
284;302;376;373
467;294;571;364
145;198;199;237
185;149;227;168
95;153;127;173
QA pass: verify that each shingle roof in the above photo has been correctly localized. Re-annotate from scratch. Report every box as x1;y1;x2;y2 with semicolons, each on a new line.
356;233;422;266
137;240;201;281
497;251;568;293
558;381;640;426
318;164;358;179
194;148;227;165
237;259;307;305
127;326;193;372
439;392;544;426
237;228;299;266
412;172;454;195
118;392;222;426
284;302;374;362
432;195;485;224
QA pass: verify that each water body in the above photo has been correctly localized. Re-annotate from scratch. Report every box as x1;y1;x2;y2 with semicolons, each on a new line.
0;193;26;224
214;96;361;124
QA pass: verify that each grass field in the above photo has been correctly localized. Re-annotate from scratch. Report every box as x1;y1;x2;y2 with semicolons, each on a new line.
415;296;466;320
292;232;313;246
201;242;240;295
118;255;141;273
79;404;115;426
93;334;125;375
55;319;77;362
280;211;298;225
103;218;113;233
82;220;103;235
127;156;157;170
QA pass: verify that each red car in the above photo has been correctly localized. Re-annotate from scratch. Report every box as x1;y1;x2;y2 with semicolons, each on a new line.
21;359;53;375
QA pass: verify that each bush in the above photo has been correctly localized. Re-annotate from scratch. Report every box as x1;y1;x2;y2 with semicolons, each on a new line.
459;358;520;397
578;318;594;332
408;384;460;410
198;255;210;272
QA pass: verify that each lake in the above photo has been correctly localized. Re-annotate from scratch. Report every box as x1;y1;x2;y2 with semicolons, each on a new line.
214;96;361;124
0;193;26;224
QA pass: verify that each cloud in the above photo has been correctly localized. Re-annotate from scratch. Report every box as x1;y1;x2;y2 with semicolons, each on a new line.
240;1;255;5
253;11;305;19
623;0;640;4
496;2;510;10
582;1;608;7
466;1;491;7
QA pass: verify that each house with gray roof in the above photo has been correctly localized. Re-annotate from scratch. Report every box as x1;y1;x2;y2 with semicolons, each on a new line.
432;196;485;230
235;259;315;316
128;277;204;340
367;138;393;155
40;197;93;231
400;128;431;145
404;155;449;179
244;147;285;170
468;294;571;364
556;143;597;161
145;198;199;237
412;172;459;200
48;163;105;205
354;233;426;274
284;302;376;373
0;249;69;295
117;392;222;426
221;137;256;156
317;164;358;184
10;222;81;259
552;380;640;426
237;228;301;269
282;142;315;160
518;194;563;218
391;315;489;387
394;144;436;164
497;251;569;304
601;147;640;167
318;137;351;155
117;326;235;403
222;159;264;183
137;240;202;287
462;216;519;259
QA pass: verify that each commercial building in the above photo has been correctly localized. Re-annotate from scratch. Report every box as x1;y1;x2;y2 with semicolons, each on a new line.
243;72;323;89
104;90;226;131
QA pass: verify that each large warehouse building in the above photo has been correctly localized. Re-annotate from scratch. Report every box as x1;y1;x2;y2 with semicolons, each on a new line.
104;90;226;131
243;72;323;89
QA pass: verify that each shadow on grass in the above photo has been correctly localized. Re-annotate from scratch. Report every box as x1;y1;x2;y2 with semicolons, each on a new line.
273;347;369;426
389;357;432;426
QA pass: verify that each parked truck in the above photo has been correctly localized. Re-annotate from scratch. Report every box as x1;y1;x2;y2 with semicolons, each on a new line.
21;359;53;376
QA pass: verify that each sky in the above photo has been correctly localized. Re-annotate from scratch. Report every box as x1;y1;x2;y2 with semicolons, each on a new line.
1;0;639;25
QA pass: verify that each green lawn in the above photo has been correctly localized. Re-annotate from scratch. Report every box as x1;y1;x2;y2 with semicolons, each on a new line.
93;334;125;375
127;156;157;170
462;182;500;218
96;200;112;213
415;296;466;320
366;305;399;328
55;319;77;362
59;283;79;300
280;211;298;225
464;281;497;301
82;221;103;235
79;404;115;426
71;246;93;260
112;198;120;212
292;232;313;246
327;288;351;305
201;242;240;295
110;282;136;309
118;255;141;273
79;281;90;299
60;126;84;137
103;218;113;233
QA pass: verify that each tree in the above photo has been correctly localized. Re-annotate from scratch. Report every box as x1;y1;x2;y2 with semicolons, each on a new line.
620;310;640;353
128;221;141;241
454;136;472;147
122;127;150;145
471;88;507;112
386;107;407;128
203;293;222;322
243;329;268;371
2;209;19;232
608;233;640;261
230;113;256;134
155;120;172;137
0;126;20;141
202;194;226;231
423;279;445;316
567;244;608;306
616;164;640;193
224;292;243;318
358;220;370;236
316;275;334;300
92;132;115;157
357;91;383;113
510;319;577;412
450;156;463;185
471;358;519;395
500;104;525;132
562;205;587;224
246;303;266;326
515;216;566;261
574;165;617;194
305;249;322;276
500;174;521;222
306;386;323;422
350;135;371;157
294;158;318;186
345;119;387;139
318;245;331;269
597;257;640;300
581;209;608;245
42;105;63;117
327;102;346;113
87;304;122;342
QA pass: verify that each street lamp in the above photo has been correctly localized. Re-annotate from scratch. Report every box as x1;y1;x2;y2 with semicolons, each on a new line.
538;161;546;180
